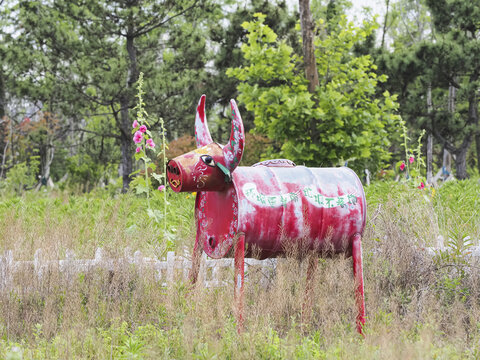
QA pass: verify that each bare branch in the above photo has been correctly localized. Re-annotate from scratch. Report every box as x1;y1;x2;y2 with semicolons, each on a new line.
135;0;200;37
73;127;121;140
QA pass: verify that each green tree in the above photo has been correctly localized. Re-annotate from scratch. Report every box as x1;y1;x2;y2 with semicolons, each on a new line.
0;0;11;121
14;0;215;192
378;0;480;179
423;0;480;178
0;0;9;177
207;0;299;139
387;0;432;50
228;14;400;173
4;1;90;187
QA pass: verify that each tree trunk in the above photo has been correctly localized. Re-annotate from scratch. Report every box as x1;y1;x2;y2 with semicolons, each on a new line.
432;83;474;180
68;114;76;157
36;111;56;190
119;112;132;193
451;88;476;180
448;84;456;113
36;142;55;191
476;99;480;172
442;84;455;176
44;143;54;185
426;85;433;184
0;70;5;177
427;133;433;183
381;0;390;49
0;119;10;179
299;0;320;144
120;29;139;193
455;147;469;180
0;70;5;120
299;0;319;94
476;131;480;173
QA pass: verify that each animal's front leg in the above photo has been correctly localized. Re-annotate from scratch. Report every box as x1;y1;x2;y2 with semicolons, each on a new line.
352;233;366;336
189;233;204;285
234;233;245;332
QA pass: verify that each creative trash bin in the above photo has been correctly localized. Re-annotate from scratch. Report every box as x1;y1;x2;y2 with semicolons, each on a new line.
167;95;366;334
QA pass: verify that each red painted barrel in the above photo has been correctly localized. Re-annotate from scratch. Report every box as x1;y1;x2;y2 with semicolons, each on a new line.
196;165;366;259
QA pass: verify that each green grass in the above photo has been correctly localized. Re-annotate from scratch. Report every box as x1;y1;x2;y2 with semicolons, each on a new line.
0;189;196;259
365;178;480;245
0;179;478;359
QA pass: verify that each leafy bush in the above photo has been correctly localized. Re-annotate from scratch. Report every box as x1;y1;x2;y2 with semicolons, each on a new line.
228;14;400;173
241;132;271;166
66;154;104;191
0;156;39;194
165;135;196;160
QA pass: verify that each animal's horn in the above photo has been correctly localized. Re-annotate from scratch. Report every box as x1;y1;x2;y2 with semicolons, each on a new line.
222;99;245;172
195;94;213;148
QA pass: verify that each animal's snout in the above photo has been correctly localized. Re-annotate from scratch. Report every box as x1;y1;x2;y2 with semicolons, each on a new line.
166;160;183;192
167;162;180;176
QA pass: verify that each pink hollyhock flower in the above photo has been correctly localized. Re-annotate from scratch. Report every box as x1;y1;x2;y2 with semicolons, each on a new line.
409;156;414;164
399;162;405;171
133;131;143;144
132;120;139;128
158;185;165;191
139;125;147;133
146;138;155;148
418;182;425;190
135;147;141;153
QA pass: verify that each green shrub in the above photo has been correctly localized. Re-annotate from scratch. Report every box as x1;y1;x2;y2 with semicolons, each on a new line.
0;156;39;195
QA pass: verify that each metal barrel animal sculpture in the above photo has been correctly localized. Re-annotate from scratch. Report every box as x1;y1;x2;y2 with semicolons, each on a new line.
167;95;367;334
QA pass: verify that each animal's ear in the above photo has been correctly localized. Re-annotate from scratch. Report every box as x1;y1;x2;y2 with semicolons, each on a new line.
223;99;245;172
195;94;213;148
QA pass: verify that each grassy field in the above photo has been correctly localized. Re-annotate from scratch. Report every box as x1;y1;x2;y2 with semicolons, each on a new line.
0;179;479;359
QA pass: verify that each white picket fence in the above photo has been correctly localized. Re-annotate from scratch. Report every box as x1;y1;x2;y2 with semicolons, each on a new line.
0;241;479;292
423;235;480;257
0;248;278;291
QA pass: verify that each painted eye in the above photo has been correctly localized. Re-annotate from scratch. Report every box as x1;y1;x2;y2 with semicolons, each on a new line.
201;155;215;167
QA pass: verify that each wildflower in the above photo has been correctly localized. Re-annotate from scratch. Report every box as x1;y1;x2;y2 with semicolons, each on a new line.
158;185;165;191
399;162;405;171
132;120;139;128
136;147;141;153
409;156;414;164
418;182;425;190
133;131;143;144
139;125;147;133
146;138;155;148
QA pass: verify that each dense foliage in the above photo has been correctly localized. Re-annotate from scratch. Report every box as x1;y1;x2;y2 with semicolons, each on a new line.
1;0;479;191
228;14;400;172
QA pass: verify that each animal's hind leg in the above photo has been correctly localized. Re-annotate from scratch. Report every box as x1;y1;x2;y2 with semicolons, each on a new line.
302;251;318;324
352;233;366;335
189;234;204;285
234;233;245;332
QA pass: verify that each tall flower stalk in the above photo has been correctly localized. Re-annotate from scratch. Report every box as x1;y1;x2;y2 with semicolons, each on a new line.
132;73;156;206
159;115;168;233
400;119;411;178
398;118;426;189
131;73;169;239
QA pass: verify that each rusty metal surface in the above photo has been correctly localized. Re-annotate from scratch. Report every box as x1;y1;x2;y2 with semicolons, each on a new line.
252;159;296;167
197;166;366;259
168;94;367;335
195;94;213;147
167;143;226;193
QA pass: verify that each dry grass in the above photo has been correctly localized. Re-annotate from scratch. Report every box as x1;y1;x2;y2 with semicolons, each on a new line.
0;182;479;358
